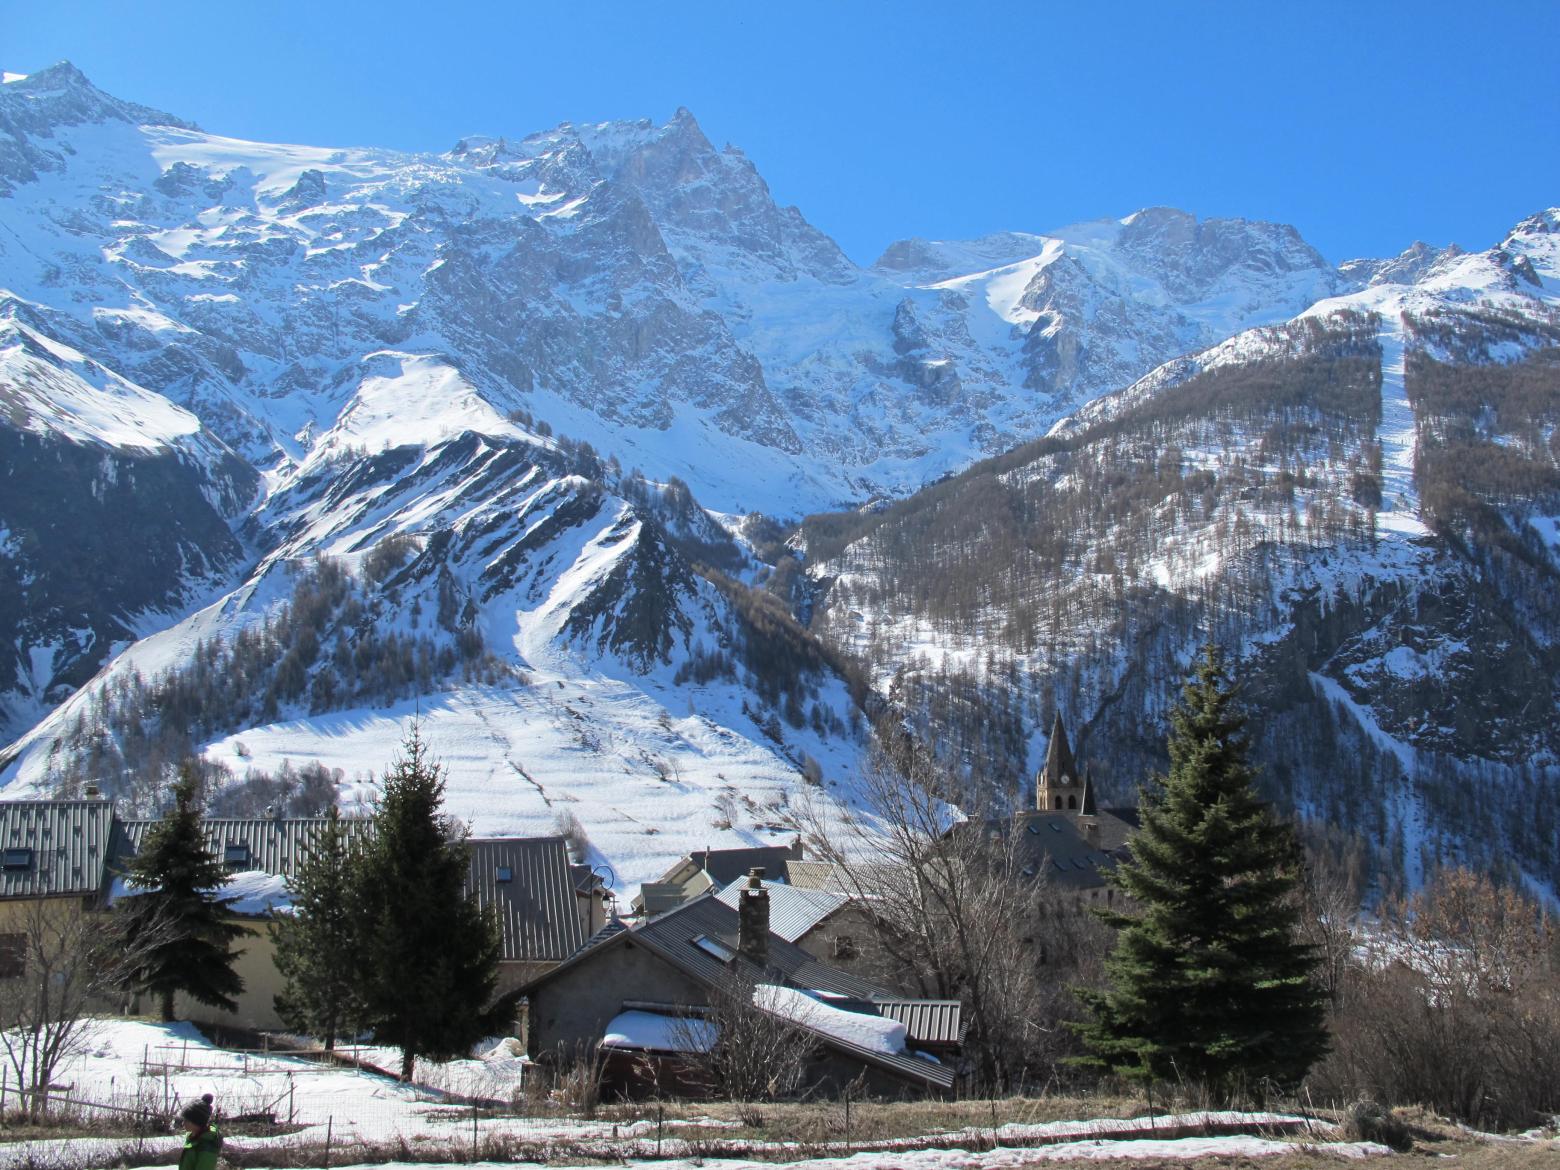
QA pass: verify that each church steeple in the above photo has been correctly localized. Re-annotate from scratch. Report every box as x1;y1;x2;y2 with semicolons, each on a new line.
1036;713;1082;811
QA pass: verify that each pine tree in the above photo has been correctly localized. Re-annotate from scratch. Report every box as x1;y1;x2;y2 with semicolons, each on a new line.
1075;646;1328;1102
119;764;248;1021
273;807;362;1050
351;726;505;1081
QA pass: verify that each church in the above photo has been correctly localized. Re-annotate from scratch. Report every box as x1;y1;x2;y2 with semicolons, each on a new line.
1009;714;1139;896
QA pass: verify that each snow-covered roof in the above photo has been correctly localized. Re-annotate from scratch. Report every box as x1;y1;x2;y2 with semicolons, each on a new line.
754;984;907;1056
600;1010;715;1054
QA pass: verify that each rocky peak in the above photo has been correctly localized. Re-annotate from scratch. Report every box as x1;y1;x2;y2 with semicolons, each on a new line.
0;60;196;132
1114;207;1334;301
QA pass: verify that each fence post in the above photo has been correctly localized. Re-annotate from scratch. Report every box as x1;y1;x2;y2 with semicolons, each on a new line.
288;1075;295;1125
324;1115;333;1168
470;1098;478;1162
657;1103;664;1156
843;1084;851;1153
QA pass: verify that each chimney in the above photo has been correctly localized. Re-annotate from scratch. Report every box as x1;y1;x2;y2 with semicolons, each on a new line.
83;782;101;800
737;867;769;969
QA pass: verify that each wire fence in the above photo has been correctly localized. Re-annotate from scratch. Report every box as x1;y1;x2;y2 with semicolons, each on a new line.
0;1055;1333;1170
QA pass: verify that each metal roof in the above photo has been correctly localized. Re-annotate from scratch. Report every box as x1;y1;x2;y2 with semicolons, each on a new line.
714;876;845;943
467;837;584;963
0;801;119;899
531;894;955;1090
785;859;905;897
120;816;373;879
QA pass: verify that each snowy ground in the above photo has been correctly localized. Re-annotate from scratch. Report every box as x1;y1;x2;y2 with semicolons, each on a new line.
0;1019;1406;1167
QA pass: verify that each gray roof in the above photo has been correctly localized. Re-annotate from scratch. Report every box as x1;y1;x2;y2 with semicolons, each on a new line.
0;800;119;899
786;859;906;897
468;837;584;963
120;816;373;879
714;876;845;943
527;894;956;1090
670;843;803;888
1006;811;1127;890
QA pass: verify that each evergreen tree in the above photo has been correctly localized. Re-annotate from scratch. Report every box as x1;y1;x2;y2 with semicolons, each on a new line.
351;727;505;1081
119;764;247;1021
273;807;362;1051
1075;646;1328;1101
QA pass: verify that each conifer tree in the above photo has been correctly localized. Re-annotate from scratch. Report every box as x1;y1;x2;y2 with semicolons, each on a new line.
351;727;504;1081
119;764;247;1021
273;806;362;1051
1075;646;1328;1102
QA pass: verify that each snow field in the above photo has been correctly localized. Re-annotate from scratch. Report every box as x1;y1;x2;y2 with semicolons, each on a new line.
0;1019;1397;1168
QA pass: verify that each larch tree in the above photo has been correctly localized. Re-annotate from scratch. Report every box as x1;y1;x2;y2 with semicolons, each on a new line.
351;726;506;1081
272;806;362;1051
1075;645;1328;1102
118;764;248;1021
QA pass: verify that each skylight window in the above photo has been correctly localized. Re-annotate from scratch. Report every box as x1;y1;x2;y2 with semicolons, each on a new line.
2;848;33;872
223;843;251;869
692;934;736;962
496;866;513;883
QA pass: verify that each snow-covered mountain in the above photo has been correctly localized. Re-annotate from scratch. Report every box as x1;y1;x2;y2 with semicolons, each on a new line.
806;207;1560;893
3;61;1558;896
0;64;1348;512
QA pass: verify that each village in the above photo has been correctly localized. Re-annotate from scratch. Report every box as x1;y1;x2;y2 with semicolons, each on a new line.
0;680;1554;1170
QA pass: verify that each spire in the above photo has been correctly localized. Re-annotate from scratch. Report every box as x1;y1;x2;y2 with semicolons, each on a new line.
1041;712;1077;786
1079;771;1097;816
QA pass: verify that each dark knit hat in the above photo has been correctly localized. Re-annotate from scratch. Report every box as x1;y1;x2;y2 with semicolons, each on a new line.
180;1094;213;1127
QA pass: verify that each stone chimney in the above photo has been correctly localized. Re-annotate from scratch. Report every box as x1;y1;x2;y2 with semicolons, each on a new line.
83;782;101;800
737;867;769;969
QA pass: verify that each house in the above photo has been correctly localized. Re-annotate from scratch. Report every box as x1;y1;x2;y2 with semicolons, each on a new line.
0;796;125;975
631;840;804;915
467;836;590;995
114;815;596;1033
521;870;959;1099
118;813;375;1030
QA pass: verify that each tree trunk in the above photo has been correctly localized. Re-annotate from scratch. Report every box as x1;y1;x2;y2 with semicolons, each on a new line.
159;988;175;1022
400;1047;415;1083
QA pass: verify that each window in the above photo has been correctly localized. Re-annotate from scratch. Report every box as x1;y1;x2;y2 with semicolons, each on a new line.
1;848;33;872
223;843;251;869
832;935;858;961
496;866;513;883
692;934;736;962
0;934;23;978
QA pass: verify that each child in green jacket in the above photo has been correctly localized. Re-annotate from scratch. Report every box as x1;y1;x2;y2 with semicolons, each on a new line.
178;1094;221;1170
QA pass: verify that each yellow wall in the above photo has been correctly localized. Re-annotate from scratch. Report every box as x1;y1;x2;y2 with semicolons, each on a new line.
175;916;284;1033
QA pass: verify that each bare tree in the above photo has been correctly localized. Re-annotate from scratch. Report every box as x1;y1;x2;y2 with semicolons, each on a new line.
792;735;1102;1091
0;898;166;1118
1316;868;1560;1129
670;979;817;1101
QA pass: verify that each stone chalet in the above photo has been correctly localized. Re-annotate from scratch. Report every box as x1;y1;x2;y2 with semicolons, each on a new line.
521;871;960;1099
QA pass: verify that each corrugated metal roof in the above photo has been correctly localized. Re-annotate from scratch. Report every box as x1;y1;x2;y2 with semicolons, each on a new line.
468;837;584;963
120;816;373;879
786;859;905;896
0;801;118;899
714;876;845;943
870;999;965;1046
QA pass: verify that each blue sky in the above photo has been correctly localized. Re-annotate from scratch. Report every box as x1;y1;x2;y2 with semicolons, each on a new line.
6;1;1557;266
